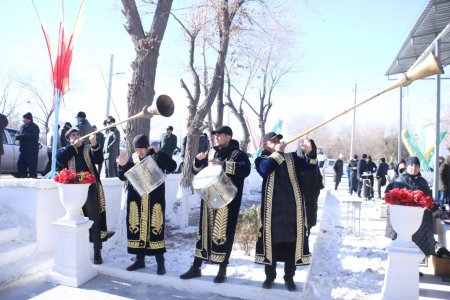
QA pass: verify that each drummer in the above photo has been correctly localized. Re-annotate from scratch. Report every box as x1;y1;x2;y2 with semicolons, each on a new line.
117;134;176;274
179;125;251;283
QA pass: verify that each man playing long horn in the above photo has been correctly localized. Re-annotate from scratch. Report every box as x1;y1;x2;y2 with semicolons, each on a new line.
56;128;113;264
117;134;176;275
180;125;251;283
254;132;318;292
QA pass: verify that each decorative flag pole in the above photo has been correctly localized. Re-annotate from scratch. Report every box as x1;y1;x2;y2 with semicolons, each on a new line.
31;0;85;178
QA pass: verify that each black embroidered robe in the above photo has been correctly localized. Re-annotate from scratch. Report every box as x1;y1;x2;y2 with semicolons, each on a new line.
192;139;251;264
118;150;176;256
56;143;108;247
254;150;317;266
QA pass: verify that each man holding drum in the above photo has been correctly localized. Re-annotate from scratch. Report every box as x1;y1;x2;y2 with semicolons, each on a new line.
180;125;251;283
255;132;318;292
117;134;177;274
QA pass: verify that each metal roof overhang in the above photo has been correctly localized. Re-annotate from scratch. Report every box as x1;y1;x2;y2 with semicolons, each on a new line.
386;0;450;76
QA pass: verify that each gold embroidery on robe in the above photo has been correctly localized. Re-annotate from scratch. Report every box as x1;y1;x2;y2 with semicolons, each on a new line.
151;203;163;235
285;154;305;264
212;206;228;245
211;252;226;262
129;201;140;234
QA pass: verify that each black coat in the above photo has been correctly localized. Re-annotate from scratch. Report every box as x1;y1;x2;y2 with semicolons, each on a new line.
192;139;251;264
60;125;71;148
300;166;322;229
0;114;8;155
16;122;40;154
255;150;317;266
118;150;176;256
385;172;436;255
356;159;367;179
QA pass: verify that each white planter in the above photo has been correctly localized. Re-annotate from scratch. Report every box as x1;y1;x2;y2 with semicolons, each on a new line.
57;183;90;223
388;204;425;248
382;204;425;300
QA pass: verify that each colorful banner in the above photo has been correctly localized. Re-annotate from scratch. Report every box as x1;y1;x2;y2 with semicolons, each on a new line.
401;128;447;170
31;0;85;177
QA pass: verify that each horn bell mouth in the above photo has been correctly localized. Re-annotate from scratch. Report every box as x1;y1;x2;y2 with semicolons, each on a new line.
156;94;175;117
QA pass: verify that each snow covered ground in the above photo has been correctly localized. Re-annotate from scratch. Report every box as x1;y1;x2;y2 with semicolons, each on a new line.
0;176;449;299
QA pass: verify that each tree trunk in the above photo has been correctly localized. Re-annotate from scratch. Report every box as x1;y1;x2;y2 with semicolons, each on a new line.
216;68;225;127
121;0;173;151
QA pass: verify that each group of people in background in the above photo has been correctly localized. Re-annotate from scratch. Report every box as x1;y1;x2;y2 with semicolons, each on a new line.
341;151;449;208
341;153;389;200
332;151;445;270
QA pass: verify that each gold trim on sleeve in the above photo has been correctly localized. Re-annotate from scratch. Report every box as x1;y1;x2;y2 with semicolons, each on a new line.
225;161;235;175
270;152;285;165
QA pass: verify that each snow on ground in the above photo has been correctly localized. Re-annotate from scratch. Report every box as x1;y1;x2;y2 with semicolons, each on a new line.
304;190;390;299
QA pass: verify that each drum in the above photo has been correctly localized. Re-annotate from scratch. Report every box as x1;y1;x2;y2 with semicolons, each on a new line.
192;165;238;210
125;155;166;197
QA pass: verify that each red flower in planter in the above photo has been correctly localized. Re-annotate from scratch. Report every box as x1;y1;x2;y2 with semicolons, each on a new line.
385;188;434;210
54;168;95;184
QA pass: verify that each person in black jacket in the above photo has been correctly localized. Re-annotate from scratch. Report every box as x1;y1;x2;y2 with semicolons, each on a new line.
60;122;72;148
356;153;368;197
103;116;121;178
385;156;436;256
15;112;40;178
0;113;8;164
348;155;358;195
376;157;389;199
366;155;377;199
298;138;323;231
333;154;344;190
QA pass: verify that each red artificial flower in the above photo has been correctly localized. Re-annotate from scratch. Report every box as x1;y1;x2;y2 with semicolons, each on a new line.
385;188;434;210
54;168;95;184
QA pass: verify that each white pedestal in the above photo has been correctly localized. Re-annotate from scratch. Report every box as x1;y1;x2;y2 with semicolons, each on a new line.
381;244;423;300
47;217;97;287
438;222;450;249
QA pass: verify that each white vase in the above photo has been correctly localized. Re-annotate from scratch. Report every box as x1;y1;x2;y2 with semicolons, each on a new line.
57;183;90;223
388;204;425;248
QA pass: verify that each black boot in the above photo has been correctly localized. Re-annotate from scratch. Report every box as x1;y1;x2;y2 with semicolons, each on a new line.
93;249;103;265
262;277;275;289
284;276;297;292
126;254;145;271
156;254;166;275
213;265;227;283
180;266;201;279
263;263;276;289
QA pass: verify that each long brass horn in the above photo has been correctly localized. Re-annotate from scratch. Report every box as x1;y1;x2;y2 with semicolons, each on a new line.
80;94;175;140
285;52;444;145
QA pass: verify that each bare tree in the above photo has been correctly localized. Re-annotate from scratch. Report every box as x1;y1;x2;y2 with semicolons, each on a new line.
172;0;251;189
121;0;173;151
0;79;24;119
224;9;296;152
19;81;54;139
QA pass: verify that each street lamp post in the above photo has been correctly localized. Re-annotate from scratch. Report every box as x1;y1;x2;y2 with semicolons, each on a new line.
106;55;114;118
